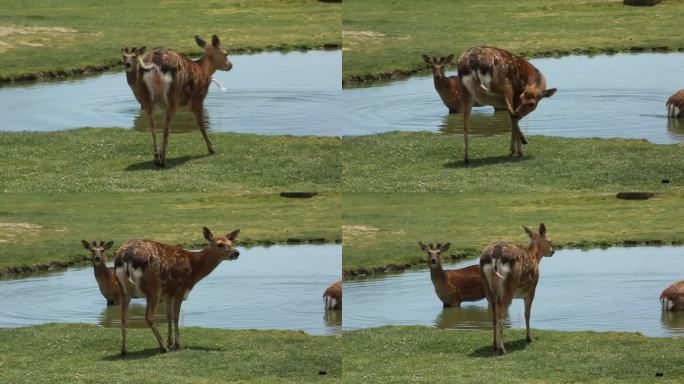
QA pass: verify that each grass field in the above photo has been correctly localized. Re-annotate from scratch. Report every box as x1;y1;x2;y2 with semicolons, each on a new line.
342;192;684;273
342;0;684;84
0;0;341;81
342;132;684;193
0;128;340;193
0;323;340;383
0;192;340;273
343;326;684;383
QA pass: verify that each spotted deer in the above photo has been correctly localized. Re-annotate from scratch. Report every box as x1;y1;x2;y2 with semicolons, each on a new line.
121;46;146;109
114;227;240;355
667;89;684;118
479;223;554;355
81;240;122;306
661;281;684;311
457;47;556;163
323;280;342;310
422;55;495;114
419;242;485;308
135;34;232;167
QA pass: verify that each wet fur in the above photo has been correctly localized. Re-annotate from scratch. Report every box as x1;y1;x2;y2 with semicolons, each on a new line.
323;280;342;310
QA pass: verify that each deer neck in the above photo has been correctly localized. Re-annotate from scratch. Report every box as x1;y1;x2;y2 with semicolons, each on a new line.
430;263;446;284
527;240;543;263
93;262;109;277
189;248;223;285
195;56;217;78
125;68;137;86
433;72;447;89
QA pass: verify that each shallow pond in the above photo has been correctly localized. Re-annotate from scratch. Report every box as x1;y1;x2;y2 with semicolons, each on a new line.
343;53;684;144
0;50;341;136
344;246;684;337
0;245;341;335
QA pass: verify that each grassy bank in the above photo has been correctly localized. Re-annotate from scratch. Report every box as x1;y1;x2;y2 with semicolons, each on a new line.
0;128;340;193
342;0;684;85
343;326;684;383
0;192;340;273
342;192;684;274
0;0;340;82
0;323;340;383
342;132;684;193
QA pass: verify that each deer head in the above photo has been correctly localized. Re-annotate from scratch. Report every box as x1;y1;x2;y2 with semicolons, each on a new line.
202;227;240;260
121;46;146;72
81;240;114;265
513;79;556;119
195;35;232;72
419;242;451;268
422;55;454;79
523;223;554;258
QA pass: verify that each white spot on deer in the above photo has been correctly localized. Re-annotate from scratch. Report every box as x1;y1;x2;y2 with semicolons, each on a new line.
662;298;674;311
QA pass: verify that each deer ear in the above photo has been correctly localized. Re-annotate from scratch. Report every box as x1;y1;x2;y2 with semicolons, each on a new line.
421;55;430;64
539;223;547;237
122;46;128;54
203;226;214;242
81;240;91;250
227;229;240;241
195;35;207;48
542;88;557;98
419;241;428;251
211;35;221;48
445;54;454;64
439;243;451;252
136;46;146;55
523;226;534;238
104;241;114;250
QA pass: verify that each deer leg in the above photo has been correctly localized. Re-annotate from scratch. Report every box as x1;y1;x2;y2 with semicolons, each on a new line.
120;295;131;356
508;114;517;156
159;104;177;168
461;91;474;164
144;105;161;166
524;294;535;342
145;294;167;353
496;300;508;355
173;296;183;349
165;297;174;348
192;102;214;155
491;299;499;353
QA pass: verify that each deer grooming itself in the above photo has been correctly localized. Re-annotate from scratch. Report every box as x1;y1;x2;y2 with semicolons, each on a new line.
457;47;556;163
323;280;342;310
660;281;684;311
135;34;232;167
419;242;486;308
667;89;684;118
479;223;554;355
114;227;240;355
82;240;122;306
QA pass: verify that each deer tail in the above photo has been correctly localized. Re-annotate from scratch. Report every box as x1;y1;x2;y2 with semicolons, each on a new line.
137;56;155;71
492;259;504;279
211;78;226;91
473;71;490;92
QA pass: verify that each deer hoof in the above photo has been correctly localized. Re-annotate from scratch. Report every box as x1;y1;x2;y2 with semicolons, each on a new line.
120;349;127;356
494;348;506;356
526;336;533;343
160;346;169;353
208;148;215;155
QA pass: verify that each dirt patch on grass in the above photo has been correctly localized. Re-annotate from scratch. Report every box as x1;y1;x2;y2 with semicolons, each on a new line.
0;222;43;241
343;30;411;51
0;25;78;53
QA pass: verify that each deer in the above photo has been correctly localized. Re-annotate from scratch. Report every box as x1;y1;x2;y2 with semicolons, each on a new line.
419;242;486;308
81;240;122;306
660;280;684;311
113;227;240;355
121;46;147;109
457;47;557;163
667;89;684;118
323;280;342;310
479;223;554;355
134;34;232;167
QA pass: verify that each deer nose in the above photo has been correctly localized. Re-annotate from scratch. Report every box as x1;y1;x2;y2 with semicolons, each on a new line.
233;249;240;257
124;63;131;68
95;255;102;261
226;62;233;71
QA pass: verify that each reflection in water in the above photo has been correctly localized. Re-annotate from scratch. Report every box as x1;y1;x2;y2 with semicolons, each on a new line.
324;309;342;327
132;109;209;134
439;110;510;136
345;246;684;337
98;303;167;328
667;118;684;141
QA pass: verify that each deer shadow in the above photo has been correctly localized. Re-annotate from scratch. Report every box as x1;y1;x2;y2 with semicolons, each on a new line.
444;155;533;169
469;338;530;358
125;154;211;171
102;345;224;361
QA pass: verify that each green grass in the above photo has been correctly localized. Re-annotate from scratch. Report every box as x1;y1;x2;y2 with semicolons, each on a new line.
343;326;684;383
342;132;684;193
0;192;340;272
0;323;340;383
342;0;684;84
342;192;684;273
0;128;340;193
0;0;340;81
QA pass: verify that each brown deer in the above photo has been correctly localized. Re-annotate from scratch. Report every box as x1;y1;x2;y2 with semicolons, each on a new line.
114;227;240;355
457;47;556;163
323;280;342;310
479;223;554;355
135;34;232;167
661;281;684;311
419;242;486;308
81;240;122;306
667;89;684;118
121;46;146;108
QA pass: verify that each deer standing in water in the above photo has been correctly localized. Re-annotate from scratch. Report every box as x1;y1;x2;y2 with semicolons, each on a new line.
661;281;684;311
121;46;146;109
457;47;556;163
323;280;342;310
479;223;554;355
114;227;240;355
81;240;121;306
134;34;232;167
667;89;684;118
419;242;485;307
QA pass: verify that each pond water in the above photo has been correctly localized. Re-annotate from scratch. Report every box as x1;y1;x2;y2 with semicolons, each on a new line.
343;53;684;144
0;244;341;335
0;50;341;136
344;246;684;337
